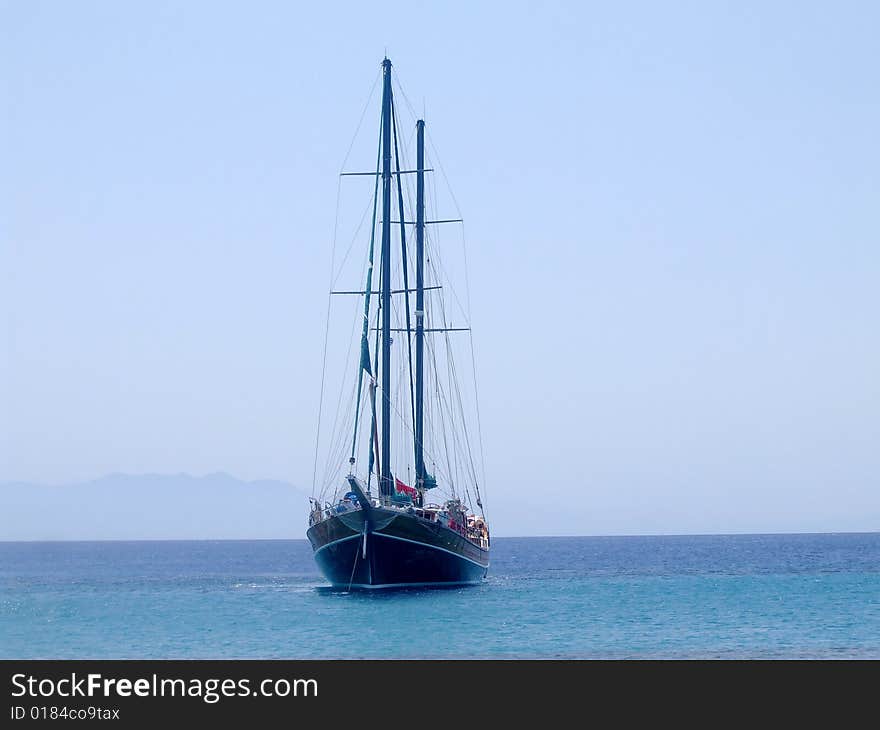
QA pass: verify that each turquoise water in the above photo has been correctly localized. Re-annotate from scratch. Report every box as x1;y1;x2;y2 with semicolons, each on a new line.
1;534;878;658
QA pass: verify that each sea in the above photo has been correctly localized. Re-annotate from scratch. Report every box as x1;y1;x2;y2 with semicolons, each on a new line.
1;534;878;659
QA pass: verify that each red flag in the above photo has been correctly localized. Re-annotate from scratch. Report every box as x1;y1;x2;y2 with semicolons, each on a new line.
395;478;418;499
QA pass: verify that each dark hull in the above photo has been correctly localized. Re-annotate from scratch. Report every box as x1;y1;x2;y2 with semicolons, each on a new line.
307;508;489;589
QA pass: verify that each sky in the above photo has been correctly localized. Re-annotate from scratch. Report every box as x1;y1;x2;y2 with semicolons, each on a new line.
2;1;879;536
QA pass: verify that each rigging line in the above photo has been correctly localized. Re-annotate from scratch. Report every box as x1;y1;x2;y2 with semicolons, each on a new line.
366;268;381;491
339;69;382;175
436;278;481;495
320;272;365;487
426;133;466;224
390;94;417;445
400;125;419;216
384;79;483;513
386;300;412;483
327;68;381;288
468;330;488;514
447;338;482;494
349;104;384;461
323;411;355;501
423;149;469;329
425;256;465;333
372;341;457;491
322;389;355;498
321;330;366;500
320;239;373;501
431;264;480;498
430;136;488;511
432;275;476;485
331;188;378;289
392;75;420;132
426;318;455;496
311;172;344;497
443;330;462;503
341;388;371;489
425;283;458;497
423;155;470;328
311;304;331;497
321;353;360;495
390;81;419;223
394;332;411;482
346;534;361;592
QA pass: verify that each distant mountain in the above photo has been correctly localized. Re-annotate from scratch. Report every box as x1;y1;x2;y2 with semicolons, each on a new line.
0;473;308;541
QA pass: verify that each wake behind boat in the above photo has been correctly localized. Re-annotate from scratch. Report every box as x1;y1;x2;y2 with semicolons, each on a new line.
307;58;490;589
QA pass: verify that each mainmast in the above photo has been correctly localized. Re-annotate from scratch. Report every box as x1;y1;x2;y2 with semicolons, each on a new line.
379;57;393;497
414;119;426;499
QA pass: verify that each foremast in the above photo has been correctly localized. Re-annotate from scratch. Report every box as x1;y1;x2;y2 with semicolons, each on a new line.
348;60;441;506
379;58;394;498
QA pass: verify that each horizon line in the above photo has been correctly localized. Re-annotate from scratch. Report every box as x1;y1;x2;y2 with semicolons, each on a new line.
2;529;878;545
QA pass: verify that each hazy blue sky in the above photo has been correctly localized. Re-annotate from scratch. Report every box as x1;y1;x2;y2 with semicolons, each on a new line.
3;1;879;536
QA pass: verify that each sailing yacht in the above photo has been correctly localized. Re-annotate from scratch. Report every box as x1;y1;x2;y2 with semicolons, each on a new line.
306;58;490;589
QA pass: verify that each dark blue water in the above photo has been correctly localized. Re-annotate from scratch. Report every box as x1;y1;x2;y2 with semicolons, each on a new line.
2;534;878;658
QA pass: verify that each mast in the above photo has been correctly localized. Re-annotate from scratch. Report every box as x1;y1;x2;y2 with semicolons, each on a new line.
379;57;393;497
414;119;426;499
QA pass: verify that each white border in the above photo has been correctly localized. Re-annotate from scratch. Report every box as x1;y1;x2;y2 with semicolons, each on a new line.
372;531;490;569
313;533;362;556
313;531;489;570
341;581;482;589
